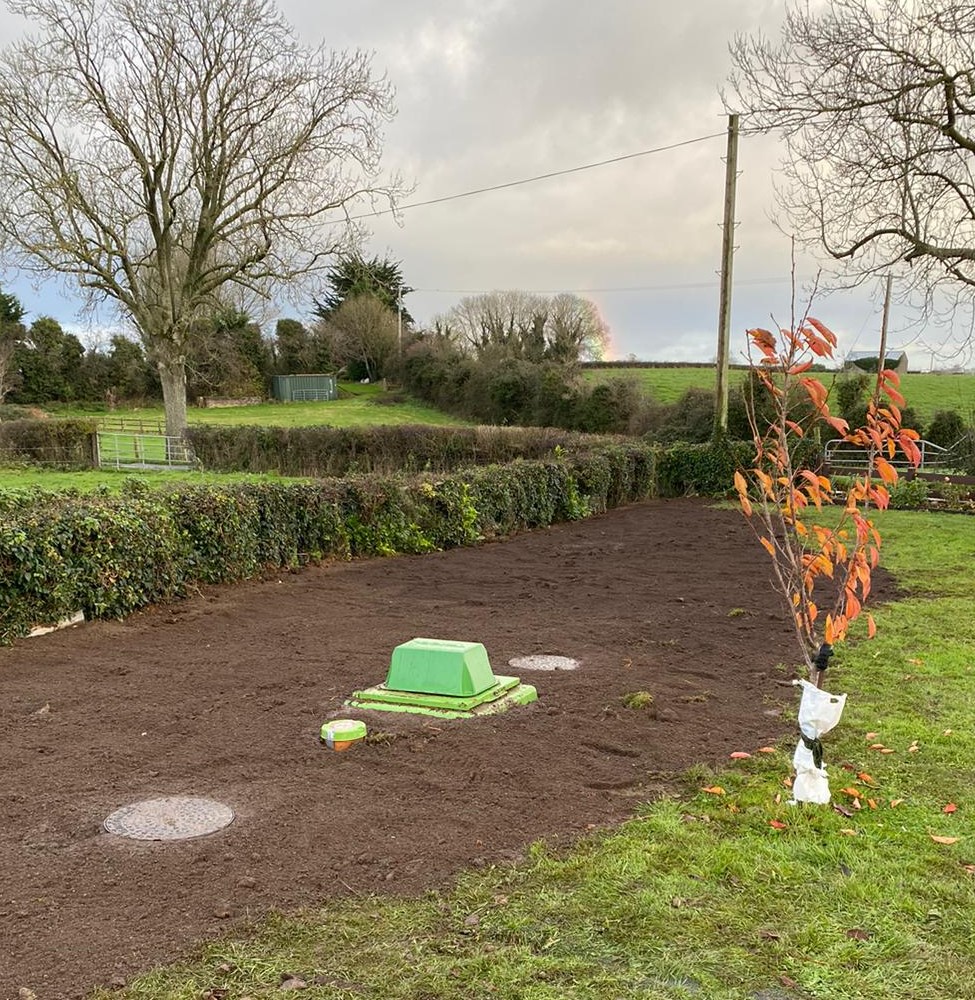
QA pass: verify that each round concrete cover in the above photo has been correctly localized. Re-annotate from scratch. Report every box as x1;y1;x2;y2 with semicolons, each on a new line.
104;796;235;841
508;654;579;672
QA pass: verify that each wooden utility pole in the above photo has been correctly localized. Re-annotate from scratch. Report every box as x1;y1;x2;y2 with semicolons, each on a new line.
714;113;740;438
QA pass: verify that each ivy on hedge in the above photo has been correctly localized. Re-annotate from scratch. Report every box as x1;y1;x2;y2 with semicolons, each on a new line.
0;441;657;642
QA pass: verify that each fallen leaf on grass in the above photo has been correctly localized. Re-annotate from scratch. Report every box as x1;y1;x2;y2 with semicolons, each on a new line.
867;798;878;810
908;658;924;666
857;772;877;786
838;828;858;836
845;928;872;941
908;741;920;753
833;803;854;818
962;864;975;875
782;776;793;788
879;748;896;754
889;799;905;808
757;746;776;754
701;786;726;795
769;820;788;830
780;974;799;989
759;929;783;941
840;787;863;799
729;751;752;760
869;743;888;751
943;729;953;736
865;731;878;740
944;803;958;814
930;835;960;845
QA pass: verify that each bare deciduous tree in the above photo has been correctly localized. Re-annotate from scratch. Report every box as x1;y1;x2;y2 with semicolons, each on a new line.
314;295;399;382
726;0;975;306
439;290;608;362
0;0;398;434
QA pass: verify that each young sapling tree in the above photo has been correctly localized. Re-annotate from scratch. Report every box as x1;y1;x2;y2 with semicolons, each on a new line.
735;313;921;802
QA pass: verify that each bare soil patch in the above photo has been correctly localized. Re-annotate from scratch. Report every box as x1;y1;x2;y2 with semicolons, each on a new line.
0;499;893;998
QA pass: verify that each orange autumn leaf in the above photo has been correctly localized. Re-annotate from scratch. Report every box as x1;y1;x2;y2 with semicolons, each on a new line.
760;536;775;557
931;835;960;845
889;799;905;808
869;743;887;751
879;748;896;754
867;799;878;810
865;732;878;739
867;614;877;639
729;752;752;760
840;787;863;799
944;803;958;814
857;772;877;786
701;786;726;796
874;456;898;485
769;820;787;830
756;747;776;754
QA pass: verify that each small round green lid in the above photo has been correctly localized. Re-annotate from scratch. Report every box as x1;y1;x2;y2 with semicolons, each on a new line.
321;719;367;744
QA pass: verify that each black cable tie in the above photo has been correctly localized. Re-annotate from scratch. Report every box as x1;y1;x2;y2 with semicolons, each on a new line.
814;643;834;673
799;732;825;769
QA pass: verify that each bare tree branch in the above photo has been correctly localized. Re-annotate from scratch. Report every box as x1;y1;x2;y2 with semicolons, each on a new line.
726;0;975;319
0;0;400;433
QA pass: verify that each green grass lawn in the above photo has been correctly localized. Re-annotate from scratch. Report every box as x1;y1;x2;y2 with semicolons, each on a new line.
0;467;309;492
95;508;975;1000
48;382;471;429
585;367;975;425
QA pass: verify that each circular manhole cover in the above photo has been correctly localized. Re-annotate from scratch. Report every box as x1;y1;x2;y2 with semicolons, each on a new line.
104;796;234;841
508;654;580;672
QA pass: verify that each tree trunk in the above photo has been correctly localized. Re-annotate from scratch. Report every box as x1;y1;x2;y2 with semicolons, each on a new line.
156;344;188;439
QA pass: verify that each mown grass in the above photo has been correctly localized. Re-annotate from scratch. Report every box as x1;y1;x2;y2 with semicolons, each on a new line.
585;367;975;424
92;508;975;1000
0;467;309;492
47;382;471;429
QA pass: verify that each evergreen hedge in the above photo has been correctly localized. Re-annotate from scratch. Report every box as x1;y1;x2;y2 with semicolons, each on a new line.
0;441;656;642
185;423;606;476
0;418;98;467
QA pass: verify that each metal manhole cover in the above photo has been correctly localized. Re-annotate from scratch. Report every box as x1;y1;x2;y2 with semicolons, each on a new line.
103;796;234;841
508;654;580;672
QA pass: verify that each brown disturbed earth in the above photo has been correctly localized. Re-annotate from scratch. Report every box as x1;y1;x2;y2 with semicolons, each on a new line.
1;499;890;998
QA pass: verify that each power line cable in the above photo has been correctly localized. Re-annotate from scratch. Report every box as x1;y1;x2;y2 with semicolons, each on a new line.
348;131;727;221
413;276;811;295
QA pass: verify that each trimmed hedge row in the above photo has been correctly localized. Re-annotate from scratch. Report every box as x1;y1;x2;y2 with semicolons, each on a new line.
185;424;615;477
0;441;656;642
0;418;98;467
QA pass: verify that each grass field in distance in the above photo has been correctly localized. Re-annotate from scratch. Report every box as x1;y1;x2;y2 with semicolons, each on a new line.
585;366;975;423
46;382;471;430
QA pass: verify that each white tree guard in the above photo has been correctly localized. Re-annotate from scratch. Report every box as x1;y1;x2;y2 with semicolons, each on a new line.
791;679;847;805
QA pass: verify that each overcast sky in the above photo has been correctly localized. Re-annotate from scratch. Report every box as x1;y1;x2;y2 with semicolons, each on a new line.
0;0;971;369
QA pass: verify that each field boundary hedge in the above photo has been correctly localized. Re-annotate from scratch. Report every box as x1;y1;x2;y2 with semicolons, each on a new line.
0;418;97;467
185;424;622;477
0;441;657;642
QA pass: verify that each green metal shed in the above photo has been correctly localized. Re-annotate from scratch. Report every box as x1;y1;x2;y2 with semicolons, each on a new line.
271;373;339;402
